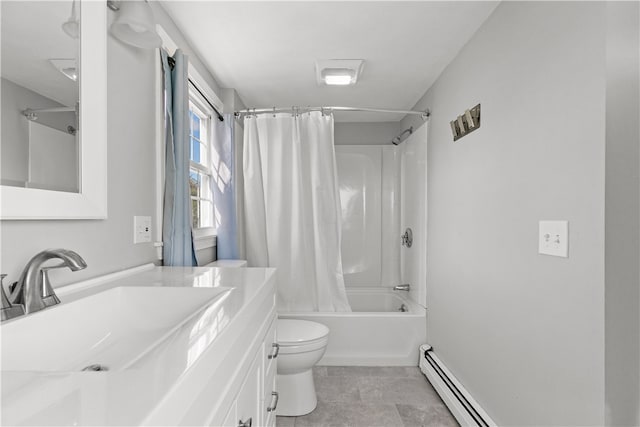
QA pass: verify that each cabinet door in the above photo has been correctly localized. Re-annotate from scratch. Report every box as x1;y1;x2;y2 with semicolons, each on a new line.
236;352;262;427
262;317;278;426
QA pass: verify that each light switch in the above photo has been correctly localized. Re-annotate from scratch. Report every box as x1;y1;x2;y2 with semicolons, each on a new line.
538;220;568;257
134;216;152;244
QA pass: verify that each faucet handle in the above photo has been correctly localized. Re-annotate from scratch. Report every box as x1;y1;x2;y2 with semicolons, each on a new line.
40;267;62;308
0;274;25;322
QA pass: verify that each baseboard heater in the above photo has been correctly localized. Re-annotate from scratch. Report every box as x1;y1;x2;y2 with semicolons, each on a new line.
419;344;496;427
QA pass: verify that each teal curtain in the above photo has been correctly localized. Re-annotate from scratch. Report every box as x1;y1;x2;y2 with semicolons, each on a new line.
161;49;197;266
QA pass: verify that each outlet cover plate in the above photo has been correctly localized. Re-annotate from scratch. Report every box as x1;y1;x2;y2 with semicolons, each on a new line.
134;216;152;244
538;220;568;257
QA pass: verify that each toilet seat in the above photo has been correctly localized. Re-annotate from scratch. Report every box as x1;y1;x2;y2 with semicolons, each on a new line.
277;319;329;343
277;319;329;353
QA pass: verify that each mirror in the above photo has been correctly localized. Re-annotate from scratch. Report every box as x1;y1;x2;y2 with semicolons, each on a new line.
1;1;80;193
0;0;107;220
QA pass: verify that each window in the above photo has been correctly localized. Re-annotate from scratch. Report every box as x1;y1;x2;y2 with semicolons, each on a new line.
188;86;214;231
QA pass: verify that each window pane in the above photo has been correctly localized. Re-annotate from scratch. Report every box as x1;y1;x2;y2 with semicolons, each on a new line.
200;200;213;228
189;170;200;197
191;112;200;140
192;199;199;228
191;137;200;163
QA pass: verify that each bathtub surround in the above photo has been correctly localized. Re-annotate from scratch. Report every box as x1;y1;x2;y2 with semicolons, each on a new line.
243;112;350;312
334;125;428;309
399;126;428;308
402;1;639;425
335;145;401;289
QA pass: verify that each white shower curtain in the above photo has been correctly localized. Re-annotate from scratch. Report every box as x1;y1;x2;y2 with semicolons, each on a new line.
243;111;351;312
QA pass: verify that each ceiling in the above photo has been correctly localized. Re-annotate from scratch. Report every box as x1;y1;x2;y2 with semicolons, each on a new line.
162;1;499;122
1;1;78;107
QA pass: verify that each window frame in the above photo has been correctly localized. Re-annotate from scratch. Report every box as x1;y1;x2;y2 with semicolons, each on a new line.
188;84;216;239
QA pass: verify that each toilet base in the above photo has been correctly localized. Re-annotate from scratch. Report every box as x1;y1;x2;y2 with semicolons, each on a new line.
276;369;318;416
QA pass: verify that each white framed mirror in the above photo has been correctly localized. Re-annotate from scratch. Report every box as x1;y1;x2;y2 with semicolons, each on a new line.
0;0;107;220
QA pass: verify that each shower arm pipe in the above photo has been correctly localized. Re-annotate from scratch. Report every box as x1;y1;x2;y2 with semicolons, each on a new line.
392;126;414;145
234;106;430;119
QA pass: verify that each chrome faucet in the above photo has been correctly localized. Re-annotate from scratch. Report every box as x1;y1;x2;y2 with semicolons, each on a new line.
393;284;410;291
8;249;87;315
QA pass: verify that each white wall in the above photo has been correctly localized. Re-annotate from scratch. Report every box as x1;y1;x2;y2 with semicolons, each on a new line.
604;2;640;426
402;2;607;425
0;6;222;287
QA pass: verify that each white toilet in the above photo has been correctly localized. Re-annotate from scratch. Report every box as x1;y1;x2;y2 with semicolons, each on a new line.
276;319;329;416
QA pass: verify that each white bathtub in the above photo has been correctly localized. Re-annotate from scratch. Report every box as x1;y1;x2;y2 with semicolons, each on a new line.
278;288;426;366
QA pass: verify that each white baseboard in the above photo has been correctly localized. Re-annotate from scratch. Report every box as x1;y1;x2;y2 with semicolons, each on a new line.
419;345;497;427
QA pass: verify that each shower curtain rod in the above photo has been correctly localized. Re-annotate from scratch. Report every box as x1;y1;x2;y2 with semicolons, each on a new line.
234;106;430;119
22;106;76;114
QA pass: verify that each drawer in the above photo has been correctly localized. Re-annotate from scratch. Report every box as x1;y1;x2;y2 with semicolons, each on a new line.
263;365;277;405
263;374;278;421
263;317;278;376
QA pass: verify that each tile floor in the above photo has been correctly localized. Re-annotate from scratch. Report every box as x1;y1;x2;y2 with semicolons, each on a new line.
276;366;458;427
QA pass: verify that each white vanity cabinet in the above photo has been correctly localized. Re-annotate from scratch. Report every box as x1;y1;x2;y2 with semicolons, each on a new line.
215;315;279;427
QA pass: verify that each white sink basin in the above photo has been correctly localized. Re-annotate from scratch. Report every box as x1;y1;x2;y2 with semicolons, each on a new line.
1;286;231;372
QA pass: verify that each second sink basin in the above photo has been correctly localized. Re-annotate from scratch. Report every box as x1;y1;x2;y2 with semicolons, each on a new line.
1;286;231;372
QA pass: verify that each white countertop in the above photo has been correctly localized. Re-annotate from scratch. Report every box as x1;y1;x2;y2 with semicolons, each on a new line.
1;266;276;426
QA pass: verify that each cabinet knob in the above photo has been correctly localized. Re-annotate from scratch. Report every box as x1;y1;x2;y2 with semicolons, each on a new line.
266;391;279;412
268;343;280;360
238;417;252;427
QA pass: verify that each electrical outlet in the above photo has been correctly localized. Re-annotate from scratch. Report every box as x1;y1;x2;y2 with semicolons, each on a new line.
538;220;568;257
134;216;152;244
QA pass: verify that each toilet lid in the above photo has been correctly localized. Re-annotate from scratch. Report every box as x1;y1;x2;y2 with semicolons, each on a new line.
277;319;329;345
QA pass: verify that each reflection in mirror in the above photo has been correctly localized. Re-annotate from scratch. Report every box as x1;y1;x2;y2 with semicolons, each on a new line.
1;1;80;193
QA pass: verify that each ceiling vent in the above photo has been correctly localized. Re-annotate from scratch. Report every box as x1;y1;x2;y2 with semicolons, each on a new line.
315;59;364;86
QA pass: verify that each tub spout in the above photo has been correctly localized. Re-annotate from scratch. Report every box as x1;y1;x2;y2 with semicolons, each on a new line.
393;284;410;291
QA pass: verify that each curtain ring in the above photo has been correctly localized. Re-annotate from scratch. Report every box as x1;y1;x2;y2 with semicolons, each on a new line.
273;107;276;117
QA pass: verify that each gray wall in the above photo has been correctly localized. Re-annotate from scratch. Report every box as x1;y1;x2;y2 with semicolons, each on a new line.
335;122;401;145
604;2;640;426
402;2;607;425
0;6;221;286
